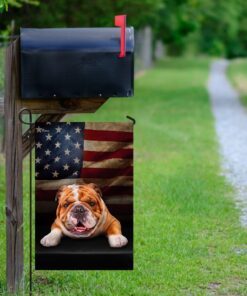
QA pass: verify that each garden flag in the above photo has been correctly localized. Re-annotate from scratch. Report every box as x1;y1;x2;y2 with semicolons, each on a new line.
35;122;133;270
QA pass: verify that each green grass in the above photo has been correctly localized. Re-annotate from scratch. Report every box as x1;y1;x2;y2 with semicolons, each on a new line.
228;58;247;106
0;58;247;295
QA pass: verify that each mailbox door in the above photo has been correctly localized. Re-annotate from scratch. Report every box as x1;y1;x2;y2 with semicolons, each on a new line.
20;28;134;99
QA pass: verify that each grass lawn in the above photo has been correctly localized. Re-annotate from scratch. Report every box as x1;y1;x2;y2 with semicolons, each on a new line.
228;58;247;105
0;58;247;295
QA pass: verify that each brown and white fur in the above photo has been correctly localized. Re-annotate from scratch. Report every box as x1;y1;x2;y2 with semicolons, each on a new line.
40;183;128;248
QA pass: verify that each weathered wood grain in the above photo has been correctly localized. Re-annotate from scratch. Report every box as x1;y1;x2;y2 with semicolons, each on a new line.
0;98;4;115
4;39;23;293
21;97;108;114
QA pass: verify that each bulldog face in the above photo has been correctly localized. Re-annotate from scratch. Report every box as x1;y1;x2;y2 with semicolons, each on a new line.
56;183;103;236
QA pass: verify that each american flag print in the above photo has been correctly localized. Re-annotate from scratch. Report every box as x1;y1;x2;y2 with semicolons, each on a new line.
35;122;133;218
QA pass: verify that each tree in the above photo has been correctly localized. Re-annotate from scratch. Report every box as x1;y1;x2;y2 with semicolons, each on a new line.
0;0;162;30
153;0;199;55
0;0;39;13
153;0;247;57
0;0;8;12
195;0;243;57
1;0;247;57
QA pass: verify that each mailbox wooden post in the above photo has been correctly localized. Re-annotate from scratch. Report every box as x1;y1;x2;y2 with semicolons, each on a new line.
5;21;134;293
5;39;24;293
4;40;109;293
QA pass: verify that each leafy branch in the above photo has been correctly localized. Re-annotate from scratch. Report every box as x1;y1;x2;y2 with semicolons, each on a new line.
0;0;8;13
0;0;39;13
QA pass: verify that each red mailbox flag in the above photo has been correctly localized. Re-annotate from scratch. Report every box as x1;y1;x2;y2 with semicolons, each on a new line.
115;15;126;58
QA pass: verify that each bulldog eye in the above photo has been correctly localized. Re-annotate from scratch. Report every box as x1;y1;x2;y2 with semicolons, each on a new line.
89;201;95;207
64;203;69;208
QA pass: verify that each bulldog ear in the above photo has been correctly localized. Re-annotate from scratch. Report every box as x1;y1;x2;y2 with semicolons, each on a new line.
55;185;67;202
88;183;102;198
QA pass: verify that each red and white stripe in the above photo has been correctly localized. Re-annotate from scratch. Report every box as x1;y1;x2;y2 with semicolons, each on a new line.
36;122;133;216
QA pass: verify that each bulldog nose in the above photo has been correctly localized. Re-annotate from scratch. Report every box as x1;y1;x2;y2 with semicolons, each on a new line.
75;205;85;214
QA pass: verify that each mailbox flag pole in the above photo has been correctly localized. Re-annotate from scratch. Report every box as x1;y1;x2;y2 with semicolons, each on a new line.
115;15;126;58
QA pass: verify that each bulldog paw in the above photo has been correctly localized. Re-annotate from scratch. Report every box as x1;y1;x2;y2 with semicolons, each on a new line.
40;229;62;247
108;234;128;248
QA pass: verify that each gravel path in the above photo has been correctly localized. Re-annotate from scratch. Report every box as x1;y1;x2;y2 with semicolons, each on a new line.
208;60;247;227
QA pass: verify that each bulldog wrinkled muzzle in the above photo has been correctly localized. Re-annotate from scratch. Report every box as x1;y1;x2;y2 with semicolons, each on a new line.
68;204;97;234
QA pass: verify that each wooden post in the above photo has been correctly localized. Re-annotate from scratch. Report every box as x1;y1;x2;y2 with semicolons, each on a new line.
4;40;23;292
4;38;109;293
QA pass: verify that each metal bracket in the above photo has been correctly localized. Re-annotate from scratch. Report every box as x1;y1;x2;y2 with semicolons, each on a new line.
126;115;136;125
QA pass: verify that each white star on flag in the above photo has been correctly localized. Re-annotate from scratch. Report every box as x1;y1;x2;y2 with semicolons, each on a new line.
64;148;70;155
36;142;42;148
44;164;50;170
55;142;61;148
52;171;59;178
74;142;80;149
63;164;69;171
35;157;41;164
45;133;52;141
75;127;81;133
45;149;51;156
54;156;60;162
74;157;80;164
55;126;62;133
36;126;42;133
65;133;71;140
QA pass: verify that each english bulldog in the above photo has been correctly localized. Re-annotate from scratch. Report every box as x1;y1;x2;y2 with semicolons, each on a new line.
40;183;128;248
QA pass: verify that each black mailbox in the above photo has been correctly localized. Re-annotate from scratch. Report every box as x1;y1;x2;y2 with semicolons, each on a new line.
20;27;134;99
